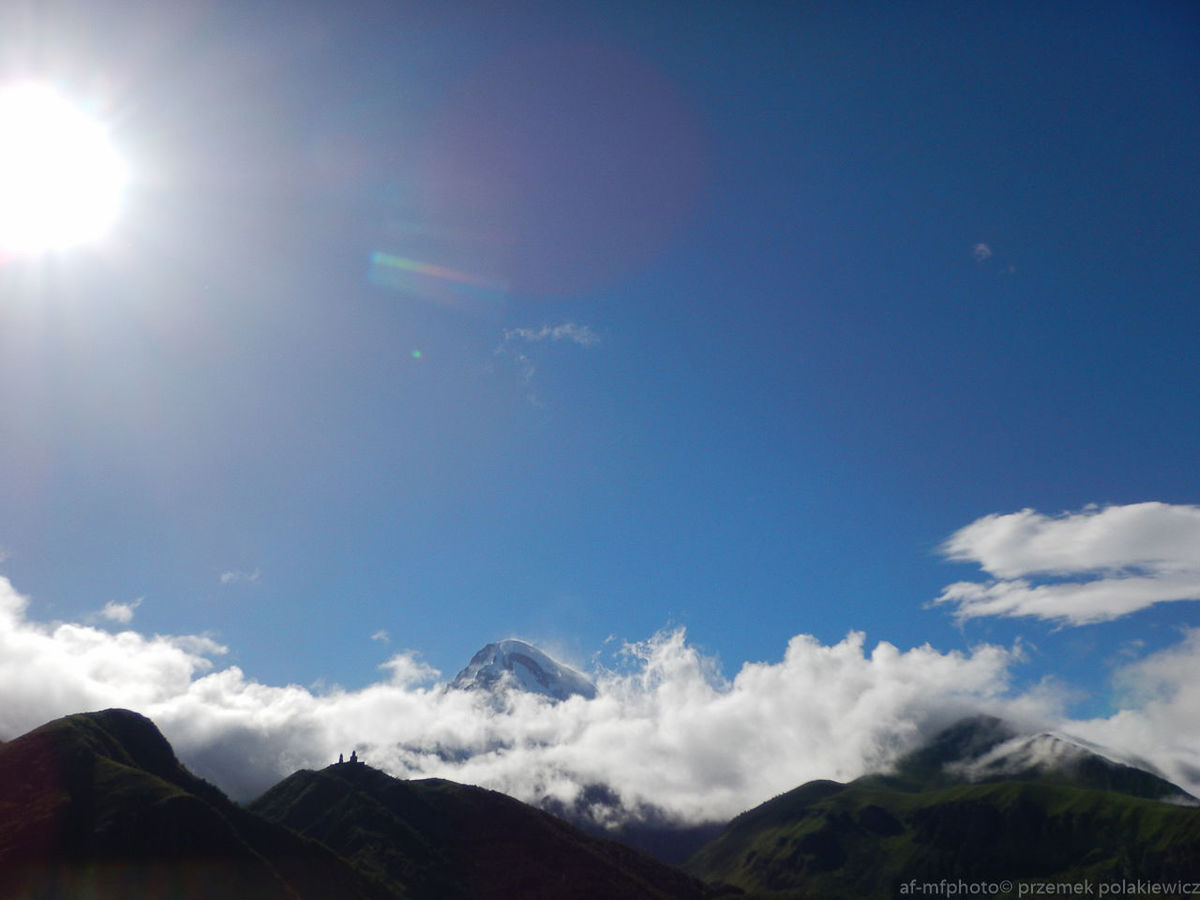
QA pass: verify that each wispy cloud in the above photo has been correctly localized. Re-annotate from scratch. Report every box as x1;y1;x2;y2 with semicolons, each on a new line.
371;630;391;644
972;242;993;262
1065;626;1200;793
503;323;600;347
934;503;1200;625
220;568;262;586
495;321;600;404
100;598;142;624
380;651;439;687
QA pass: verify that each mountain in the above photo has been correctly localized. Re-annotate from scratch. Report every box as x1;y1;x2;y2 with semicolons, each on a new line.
0;708;720;899
13;708;1195;900
451;639;598;701
249;759;715;899
875;715;1193;801
448;641;727;862
0;709;388;900
684;716;1200;898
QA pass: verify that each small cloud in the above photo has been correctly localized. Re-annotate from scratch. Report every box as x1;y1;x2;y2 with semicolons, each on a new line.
371;630;391;644
495;322;600;405
1109;638;1147;666
100;598;142;624
220;569;262;586
933;502;1200;625
972;242;993;263
503;323;600;347
379;651;439;686
509;351;536;385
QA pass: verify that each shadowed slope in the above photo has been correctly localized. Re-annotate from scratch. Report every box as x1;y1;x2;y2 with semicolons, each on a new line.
0;709;389;900
251;760;713;900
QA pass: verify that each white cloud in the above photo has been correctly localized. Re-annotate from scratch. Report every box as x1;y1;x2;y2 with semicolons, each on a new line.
380;652;439;687
494;322;599;405
220;568;262;585
371;630;390;644
100;598;142;624
0;577;225;743
972;242;993;262
503;323;600;347
935;503;1200;624
1064;627;1200;797
4;557;1196;823
0;573;1062;820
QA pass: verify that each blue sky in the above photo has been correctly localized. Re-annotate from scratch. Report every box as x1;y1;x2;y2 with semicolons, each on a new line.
1;0;1199;811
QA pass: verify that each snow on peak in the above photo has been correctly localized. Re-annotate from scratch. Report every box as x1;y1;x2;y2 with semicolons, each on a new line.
451;639;598;702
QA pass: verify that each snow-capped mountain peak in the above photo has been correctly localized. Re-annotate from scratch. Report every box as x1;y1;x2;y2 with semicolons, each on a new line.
451;639;597;702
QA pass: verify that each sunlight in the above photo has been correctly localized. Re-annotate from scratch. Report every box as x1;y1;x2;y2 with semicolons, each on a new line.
0;83;129;255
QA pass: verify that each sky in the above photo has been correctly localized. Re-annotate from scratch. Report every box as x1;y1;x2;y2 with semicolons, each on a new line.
1;0;1199;820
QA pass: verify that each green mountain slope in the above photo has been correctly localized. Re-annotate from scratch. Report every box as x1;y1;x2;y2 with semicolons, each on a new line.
250;760;717;900
684;719;1200;899
0;709;389;900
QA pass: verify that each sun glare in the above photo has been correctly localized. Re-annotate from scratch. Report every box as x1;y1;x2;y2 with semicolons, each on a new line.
0;83;129;255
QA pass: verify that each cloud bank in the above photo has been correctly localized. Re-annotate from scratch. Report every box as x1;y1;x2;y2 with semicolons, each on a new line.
935;502;1200;624
5;496;1198;825
1;574;1057;822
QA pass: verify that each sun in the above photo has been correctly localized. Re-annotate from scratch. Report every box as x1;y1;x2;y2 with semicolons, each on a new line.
0;83;129;256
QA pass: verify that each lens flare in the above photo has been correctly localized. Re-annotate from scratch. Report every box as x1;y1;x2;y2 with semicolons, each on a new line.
368;251;506;312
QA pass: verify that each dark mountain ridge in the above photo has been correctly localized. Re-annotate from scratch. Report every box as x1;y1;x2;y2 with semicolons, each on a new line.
0;709;713;899
0;709;387;900
4;709;1198;900
249;759;713;899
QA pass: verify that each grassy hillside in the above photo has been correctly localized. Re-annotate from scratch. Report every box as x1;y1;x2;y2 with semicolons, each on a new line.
250;760;716;900
685;776;1200;898
0;710;389;900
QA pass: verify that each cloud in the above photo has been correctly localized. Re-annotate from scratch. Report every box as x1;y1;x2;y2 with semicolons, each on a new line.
371;630;391;644
972;242;993;262
4;548;1196;823
99;598;142;624
495;322;600;404
1064;627;1200;797
0;577;225;744
380;652;439;687
934;503;1200;624
220;568;262;585
0;572;1067;820
503;323;600;347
